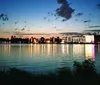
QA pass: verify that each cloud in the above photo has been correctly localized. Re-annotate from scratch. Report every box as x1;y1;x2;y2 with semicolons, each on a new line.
97;4;100;9
89;25;100;28
28;29;30;31
2;23;5;25
0;13;9;21
0;14;4;19
15;28;18;30
75;19;78;21
21;28;25;31
62;19;67;22
56;0;75;20
15;22;18;24
84;20;91;23
56;29;62;31
75;12;83;17
0;30;10;34
3;31;10;34
44;17;46;20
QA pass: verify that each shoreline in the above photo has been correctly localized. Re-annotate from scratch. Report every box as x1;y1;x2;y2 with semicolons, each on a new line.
0;43;100;44
0;60;99;85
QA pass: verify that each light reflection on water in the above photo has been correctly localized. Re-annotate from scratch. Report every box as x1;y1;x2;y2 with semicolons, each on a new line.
0;44;100;73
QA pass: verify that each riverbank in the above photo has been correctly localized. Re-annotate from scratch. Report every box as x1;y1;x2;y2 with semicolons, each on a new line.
0;42;100;44
0;60;100;85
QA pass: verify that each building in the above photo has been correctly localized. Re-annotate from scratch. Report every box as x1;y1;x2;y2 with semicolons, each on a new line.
94;35;100;43
84;35;94;43
72;36;85;43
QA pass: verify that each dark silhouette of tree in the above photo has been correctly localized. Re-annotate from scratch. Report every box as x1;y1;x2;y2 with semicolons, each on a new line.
55;37;61;44
40;37;45;44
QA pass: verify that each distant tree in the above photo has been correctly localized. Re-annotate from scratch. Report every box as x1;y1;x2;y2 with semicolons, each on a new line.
40;37;45;44
55;37;61;44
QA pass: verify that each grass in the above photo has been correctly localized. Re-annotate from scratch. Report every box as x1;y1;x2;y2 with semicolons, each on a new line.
0;59;100;85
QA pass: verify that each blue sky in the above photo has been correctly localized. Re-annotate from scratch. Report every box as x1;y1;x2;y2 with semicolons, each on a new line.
0;0;100;35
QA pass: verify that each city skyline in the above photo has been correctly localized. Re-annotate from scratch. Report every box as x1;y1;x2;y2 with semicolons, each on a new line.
0;0;100;37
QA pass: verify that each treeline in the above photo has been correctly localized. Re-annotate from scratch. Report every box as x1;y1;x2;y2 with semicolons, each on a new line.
0;36;62;44
0;59;100;85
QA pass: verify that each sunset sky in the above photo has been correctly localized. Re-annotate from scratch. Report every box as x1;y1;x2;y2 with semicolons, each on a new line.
0;0;100;36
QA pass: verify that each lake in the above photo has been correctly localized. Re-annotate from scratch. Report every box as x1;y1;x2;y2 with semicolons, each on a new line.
0;44;100;73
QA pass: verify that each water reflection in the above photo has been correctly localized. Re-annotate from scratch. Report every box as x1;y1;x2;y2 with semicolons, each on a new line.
85;44;95;60
0;44;96;60
98;44;100;54
0;44;98;72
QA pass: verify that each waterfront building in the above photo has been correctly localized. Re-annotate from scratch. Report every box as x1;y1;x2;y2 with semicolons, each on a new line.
84;35;94;43
33;38;39;44
1;33;100;44
72;36;85;43
46;39;51;44
94;35;100;43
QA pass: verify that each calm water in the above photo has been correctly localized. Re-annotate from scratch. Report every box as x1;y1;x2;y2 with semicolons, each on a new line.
0;44;100;73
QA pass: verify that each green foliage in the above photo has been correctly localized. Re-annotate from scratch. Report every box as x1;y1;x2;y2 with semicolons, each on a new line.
73;59;96;75
0;60;100;85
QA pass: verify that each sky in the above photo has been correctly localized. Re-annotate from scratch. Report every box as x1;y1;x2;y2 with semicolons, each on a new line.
0;0;100;36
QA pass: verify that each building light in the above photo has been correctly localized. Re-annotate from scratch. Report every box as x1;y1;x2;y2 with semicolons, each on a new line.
34;39;38;44
46;40;50;44
85;35;94;43
61;40;65;44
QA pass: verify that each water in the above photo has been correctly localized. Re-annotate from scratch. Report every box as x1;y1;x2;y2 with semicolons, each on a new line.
0;44;100;73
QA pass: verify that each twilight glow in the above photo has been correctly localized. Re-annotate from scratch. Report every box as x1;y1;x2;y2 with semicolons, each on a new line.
0;0;100;37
